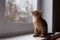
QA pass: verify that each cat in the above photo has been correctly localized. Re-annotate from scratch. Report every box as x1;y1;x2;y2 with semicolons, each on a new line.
32;10;48;37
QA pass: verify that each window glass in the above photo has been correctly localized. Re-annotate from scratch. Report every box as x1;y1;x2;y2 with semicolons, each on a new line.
5;0;37;23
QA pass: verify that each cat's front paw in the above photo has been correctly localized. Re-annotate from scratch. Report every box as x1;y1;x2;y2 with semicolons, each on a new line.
33;34;38;37
40;34;45;37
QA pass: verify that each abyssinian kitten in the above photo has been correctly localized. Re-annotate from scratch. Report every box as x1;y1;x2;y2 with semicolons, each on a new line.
32;10;47;37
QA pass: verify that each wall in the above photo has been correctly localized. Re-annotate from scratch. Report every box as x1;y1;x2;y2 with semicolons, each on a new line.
38;0;53;33
40;0;53;33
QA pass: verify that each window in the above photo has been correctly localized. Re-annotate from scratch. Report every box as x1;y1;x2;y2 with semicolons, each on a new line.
5;0;37;23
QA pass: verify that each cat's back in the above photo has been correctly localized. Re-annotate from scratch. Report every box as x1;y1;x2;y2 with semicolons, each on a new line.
39;18;47;27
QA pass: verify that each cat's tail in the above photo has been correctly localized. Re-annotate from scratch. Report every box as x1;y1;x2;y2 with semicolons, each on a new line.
42;33;60;40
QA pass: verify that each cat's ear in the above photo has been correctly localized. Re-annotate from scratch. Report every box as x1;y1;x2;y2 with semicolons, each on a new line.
38;10;44;16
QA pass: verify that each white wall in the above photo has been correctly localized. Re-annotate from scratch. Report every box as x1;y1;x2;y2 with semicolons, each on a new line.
42;0;53;33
